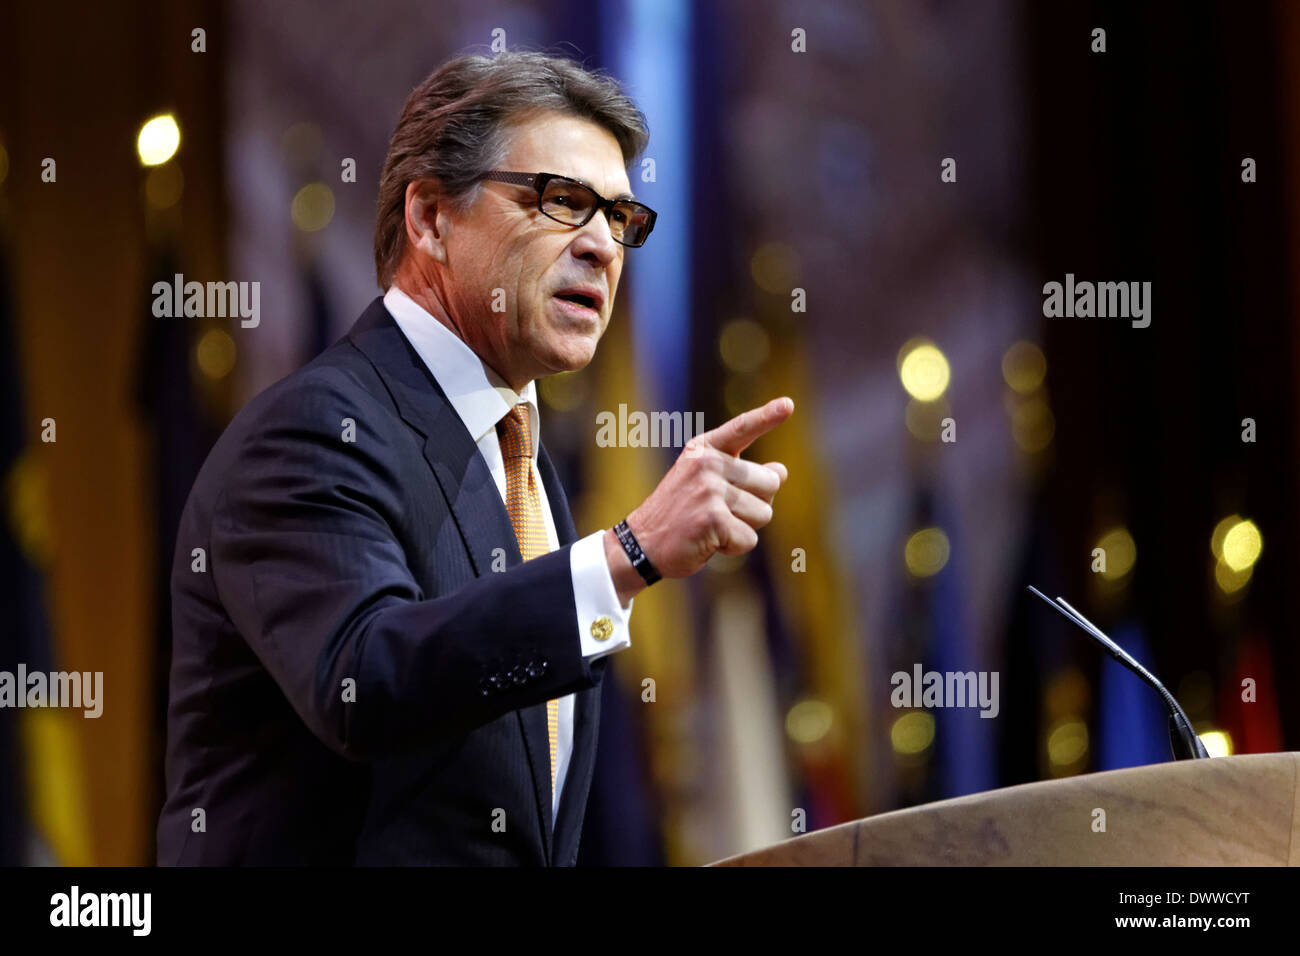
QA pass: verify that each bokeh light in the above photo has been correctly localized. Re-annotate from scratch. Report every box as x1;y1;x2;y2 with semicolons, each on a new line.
1094;526;1136;581
195;328;237;380
749;242;799;294
904;527;950;577
786;698;834;745
1220;518;1262;572
1046;719;1089;768
1010;395;1055;452
1214;559;1252;595
898;340;950;401
718;318;770;373
1198;729;1232;757
291;183;335;232
137;114;180;166
1001;340;1047;394
890;711;935;755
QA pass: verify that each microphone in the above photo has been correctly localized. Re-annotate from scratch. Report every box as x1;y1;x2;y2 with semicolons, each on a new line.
1026;586;1209;760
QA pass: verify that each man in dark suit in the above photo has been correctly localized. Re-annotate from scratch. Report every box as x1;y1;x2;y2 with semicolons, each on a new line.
157;50;792;865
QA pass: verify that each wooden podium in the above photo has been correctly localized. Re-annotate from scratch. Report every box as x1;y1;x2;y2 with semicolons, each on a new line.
710;752;1300;865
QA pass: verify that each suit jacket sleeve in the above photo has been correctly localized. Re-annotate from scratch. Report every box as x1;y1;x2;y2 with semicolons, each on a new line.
207;368;604;761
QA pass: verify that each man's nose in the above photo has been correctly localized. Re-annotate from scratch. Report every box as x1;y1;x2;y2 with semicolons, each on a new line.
570;210;620;266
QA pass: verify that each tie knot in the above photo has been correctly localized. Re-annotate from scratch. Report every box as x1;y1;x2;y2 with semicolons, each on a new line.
497;403;532;461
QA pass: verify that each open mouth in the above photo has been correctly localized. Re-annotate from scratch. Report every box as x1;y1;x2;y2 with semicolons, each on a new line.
554;291;599;312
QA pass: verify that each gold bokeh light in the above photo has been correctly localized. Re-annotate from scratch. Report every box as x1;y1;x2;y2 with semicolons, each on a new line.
1198;729;1232;758
718;319;770;373
292;183;335;232
786;699;834;745
890;711;935;755
904;527;950;578
137;114;180;166
898;340;950;401
1001;341;1047;394
1046;719;1089;767
196;328;236;380
1220;519;1262;572
1095;526;1136;581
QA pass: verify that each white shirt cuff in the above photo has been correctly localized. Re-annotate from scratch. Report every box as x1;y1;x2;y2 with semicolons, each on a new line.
570;530;633;660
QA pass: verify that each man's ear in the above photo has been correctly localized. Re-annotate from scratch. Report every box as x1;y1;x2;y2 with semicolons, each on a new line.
404;180;453;265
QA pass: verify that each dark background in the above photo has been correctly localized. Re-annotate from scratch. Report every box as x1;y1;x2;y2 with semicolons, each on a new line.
0;0;1294;865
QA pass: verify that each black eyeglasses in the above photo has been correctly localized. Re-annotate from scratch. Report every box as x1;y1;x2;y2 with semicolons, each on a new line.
480;170;657;247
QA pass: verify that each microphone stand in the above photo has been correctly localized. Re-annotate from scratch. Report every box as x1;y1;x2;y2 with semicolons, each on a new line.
1027;586;1209;760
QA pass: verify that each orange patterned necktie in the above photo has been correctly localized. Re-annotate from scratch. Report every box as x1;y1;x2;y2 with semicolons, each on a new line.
495;403;560;799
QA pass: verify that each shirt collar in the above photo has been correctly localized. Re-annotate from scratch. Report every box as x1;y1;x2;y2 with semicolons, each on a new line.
382;285;539;458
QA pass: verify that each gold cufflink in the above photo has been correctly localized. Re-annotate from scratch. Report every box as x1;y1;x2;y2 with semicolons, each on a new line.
590;616;614;641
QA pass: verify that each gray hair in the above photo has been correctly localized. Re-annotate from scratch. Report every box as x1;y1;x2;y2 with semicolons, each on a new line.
373;49;650;288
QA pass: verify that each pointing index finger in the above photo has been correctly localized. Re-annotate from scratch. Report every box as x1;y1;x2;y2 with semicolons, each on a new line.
702;397;794;457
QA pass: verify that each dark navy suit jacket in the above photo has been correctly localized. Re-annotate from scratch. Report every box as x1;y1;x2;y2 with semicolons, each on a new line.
157;297;608;865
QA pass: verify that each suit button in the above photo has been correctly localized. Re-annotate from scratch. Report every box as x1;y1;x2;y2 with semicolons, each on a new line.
590;616;614;641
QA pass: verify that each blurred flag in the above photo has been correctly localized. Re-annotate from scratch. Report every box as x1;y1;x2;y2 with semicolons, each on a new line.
749;543;855;837
1095;622;1168;769
1217;634;1284;754
570;300;677;865
924;493;995;799
0;238;92;864
997;495;1076;786
706;581;793;856
745;327;868;828
0;239;35;863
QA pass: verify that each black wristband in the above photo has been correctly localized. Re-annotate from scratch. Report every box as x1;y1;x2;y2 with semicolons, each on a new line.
613;518;661;586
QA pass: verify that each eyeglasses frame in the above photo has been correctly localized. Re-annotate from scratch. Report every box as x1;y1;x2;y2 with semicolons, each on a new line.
479;170;657;247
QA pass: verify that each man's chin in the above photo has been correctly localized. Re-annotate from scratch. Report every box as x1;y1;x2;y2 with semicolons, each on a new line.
538;336;599;376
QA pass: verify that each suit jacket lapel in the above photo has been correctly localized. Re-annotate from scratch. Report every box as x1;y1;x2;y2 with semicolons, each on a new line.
348;298;558;863
347;299;522;578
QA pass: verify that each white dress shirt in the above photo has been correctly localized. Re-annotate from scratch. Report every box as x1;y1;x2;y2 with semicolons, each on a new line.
383;286;632;826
